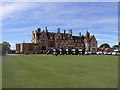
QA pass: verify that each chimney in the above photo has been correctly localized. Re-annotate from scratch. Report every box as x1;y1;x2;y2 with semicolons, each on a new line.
79;32;81;37
64;30;66;34
57;27;60;33
46;27;48;32
69;29;72;35
37;28;41;32
86;30;90;38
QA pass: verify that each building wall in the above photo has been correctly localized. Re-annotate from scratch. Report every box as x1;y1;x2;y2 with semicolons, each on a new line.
16;27;98;53
16;43;38;54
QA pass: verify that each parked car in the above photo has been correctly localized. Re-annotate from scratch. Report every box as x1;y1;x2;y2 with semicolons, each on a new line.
91;52;96;55
88;52;92;55
85;52;89;55
97;51;103;55
107;52;112;55
116;52;120;55
112;52;117;55
103;52;107;55
46;50;52;55
96;52;100;55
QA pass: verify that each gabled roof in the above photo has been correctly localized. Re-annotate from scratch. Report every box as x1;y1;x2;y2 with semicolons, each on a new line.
36;31;87;40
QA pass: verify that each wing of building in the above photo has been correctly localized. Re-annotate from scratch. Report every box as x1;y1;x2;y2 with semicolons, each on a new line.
16;27;97;54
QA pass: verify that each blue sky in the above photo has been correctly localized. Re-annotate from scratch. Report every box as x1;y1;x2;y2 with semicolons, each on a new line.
1;2;118;49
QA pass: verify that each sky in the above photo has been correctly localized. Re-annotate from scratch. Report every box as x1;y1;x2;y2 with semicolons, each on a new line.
1;1;118;50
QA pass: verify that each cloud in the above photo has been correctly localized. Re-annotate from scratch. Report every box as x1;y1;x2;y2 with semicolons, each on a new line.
7;27;36;32
94;34;112;37
2;2;117;24
95;18;117;24
1;2;39;20
2;2;118;48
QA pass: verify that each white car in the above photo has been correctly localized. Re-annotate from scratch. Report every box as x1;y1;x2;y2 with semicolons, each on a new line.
96;52;99;55
88;52;92;55
85;52;89;55
107;52;112;55
116;51;120;55
112;52;117;55
97;52;103;55
103;52;107;55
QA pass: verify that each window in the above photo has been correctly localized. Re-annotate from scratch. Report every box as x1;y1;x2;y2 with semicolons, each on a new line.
93;43;95;46
92;48;95;52
29;46;33;51
75;44;78;46
41;40;46;45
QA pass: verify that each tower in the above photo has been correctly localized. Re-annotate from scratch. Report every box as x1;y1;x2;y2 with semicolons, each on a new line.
84;31;90;52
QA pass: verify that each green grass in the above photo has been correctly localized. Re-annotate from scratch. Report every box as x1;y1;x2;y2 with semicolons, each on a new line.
2;55;118;88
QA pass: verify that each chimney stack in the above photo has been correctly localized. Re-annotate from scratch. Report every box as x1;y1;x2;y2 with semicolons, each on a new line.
86;30;90;38
46;27;48;32
64;30;66;34
37;28;41;32
57;27;60;33
69;29;72;35
79;32;81;37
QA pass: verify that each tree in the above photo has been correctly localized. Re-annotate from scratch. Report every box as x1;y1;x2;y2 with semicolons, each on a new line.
113;45;119;48
99;43;110;48
0;43;2;56
1;41;11;55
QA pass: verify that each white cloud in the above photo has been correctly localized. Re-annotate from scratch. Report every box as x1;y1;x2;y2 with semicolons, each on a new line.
96;18;117;24
7;27;35;32
94;34;112;37
1;2;39;20
1;2;118;48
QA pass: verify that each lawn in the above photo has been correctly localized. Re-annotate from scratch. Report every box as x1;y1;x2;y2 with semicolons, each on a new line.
2;55;118;88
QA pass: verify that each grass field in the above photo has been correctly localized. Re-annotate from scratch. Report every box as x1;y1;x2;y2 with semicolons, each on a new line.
2;55;118;88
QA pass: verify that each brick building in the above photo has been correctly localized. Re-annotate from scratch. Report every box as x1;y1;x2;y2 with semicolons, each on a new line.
16;27;97;54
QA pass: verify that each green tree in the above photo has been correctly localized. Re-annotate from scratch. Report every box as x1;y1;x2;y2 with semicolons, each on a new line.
0;43;2;56
99;43;110;48
1;41;11;55
113;45;119;48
